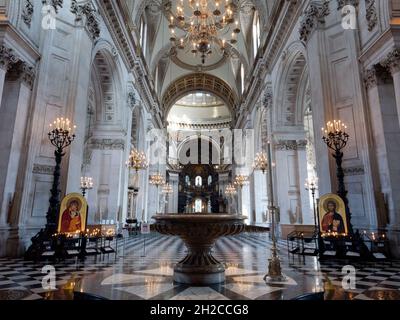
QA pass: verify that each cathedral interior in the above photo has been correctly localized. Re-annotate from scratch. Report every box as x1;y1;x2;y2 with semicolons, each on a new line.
0;0;400;304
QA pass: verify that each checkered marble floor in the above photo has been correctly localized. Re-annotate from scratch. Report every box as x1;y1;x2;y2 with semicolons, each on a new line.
0;232;400;300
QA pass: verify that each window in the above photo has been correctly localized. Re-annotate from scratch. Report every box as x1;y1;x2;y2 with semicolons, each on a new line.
241;64;245;94
139;16;147;57
252;11;261;58
195;199;202;213
195;176;202;187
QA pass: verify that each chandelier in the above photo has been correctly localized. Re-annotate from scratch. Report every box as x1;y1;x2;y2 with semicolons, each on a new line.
162;183;174;194
149;173;166;186
233;174;249;189
253;152;268;174
225;183;237;196
126;148;148;172
168;0;240;64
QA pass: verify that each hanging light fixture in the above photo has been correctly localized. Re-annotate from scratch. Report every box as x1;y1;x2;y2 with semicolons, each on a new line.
162;183;174;194
149;173;166;187
126;148;149;172
233;174;249;189
167;0;241;64
225;183;237;196
253;152;268;174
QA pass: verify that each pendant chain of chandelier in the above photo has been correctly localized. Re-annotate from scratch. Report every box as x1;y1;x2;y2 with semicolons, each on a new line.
168;0;241;64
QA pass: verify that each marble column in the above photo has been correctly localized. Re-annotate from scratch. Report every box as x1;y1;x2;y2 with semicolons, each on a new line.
1;63;36;256
300;2;332;196
0;46;19;229
382;49;400;129
65;12;99;194
364;66;400;232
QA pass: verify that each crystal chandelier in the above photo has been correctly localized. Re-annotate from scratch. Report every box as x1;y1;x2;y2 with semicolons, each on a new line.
225;183;237;196
162;183;174;194
253;152;268;174
149;173;166;186
126;148;148;172
233;174;249;189
168;0;240;64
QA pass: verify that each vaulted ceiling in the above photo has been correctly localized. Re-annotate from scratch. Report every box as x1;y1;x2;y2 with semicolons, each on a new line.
124;0;276;111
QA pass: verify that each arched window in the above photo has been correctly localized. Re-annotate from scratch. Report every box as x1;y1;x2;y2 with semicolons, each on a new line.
195;176;202;187
139;16;147;57
241;64;245;94
252;11;261;58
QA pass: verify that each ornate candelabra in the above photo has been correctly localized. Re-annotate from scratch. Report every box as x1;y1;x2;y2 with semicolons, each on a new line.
80;176;93;197
162;183;173;213
225;183;237;196
150;173;166;214
126;148;149;172
305;177;318;233
25;118;76;259
225;183;237;215
263;141;286;283
253;151;268;174
233;174;249;189
46;118;76;233
126;148;148;219
322;120;353;234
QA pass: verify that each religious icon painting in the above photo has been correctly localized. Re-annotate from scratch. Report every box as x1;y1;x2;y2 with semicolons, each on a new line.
57;193;88;234
318;193;348;236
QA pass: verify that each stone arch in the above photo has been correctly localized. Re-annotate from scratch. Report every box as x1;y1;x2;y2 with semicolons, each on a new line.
90;47;123;125
274;49;308;128
162;73;238;115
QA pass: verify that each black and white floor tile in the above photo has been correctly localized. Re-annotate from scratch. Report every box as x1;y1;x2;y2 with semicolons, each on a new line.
0;232;399;300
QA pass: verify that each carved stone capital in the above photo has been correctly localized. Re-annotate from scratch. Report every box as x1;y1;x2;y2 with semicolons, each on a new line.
364;65;391;89
20;63;36;89
364;67;378;89
381;49;400;74
337;0;359;10
71;0;100;40
299;1;330;42
0;46;19;71
42;0;63;13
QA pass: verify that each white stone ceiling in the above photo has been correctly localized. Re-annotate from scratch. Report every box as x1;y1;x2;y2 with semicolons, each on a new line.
126;0;275;110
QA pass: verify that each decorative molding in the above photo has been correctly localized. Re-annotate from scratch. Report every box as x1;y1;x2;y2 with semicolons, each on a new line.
162;73;237;112
0;45;19;71
19;62;36;89
365;0;377;32
343;166;365;176
90;138;125;150
275;140;307;151
381;48;400;74
33;164;55;175
364;67;377;89
128;91;137;110
70;0;100;40
22;0;34;27
299;1;330;42
337;0;359;10
262;87;273;109
42;0;63;13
